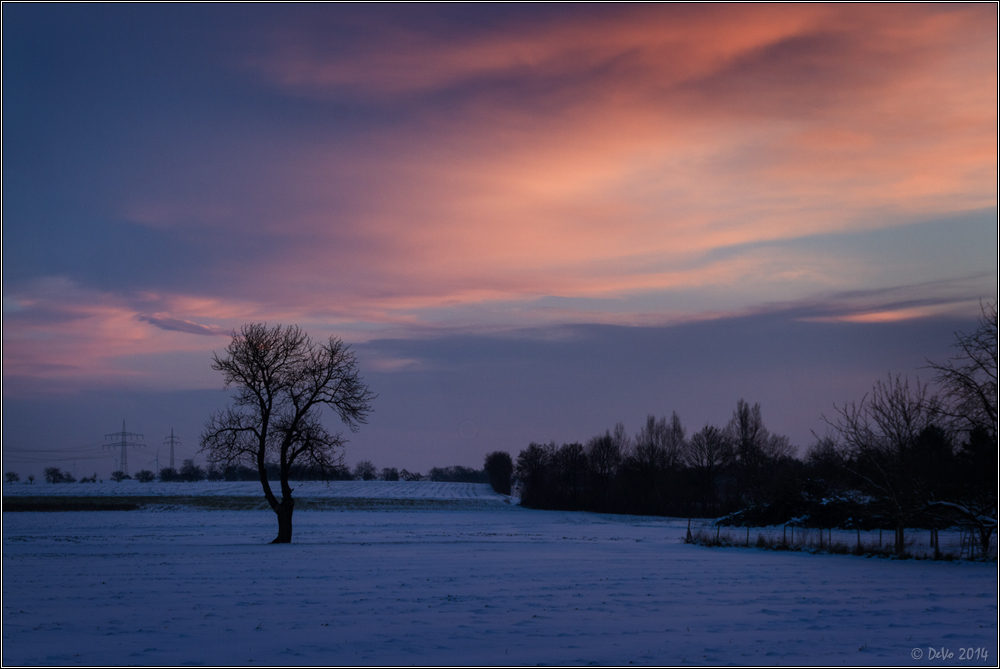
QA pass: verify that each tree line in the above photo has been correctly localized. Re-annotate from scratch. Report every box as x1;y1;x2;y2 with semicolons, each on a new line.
23;459;498;486
509;302;997;556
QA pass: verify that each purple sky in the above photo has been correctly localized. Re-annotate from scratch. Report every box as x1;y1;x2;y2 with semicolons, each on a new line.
3;5;996;478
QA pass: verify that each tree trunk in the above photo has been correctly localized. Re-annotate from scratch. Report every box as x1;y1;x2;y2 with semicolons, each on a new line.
978;525;993;558
895;526;905;556
272;500;294;544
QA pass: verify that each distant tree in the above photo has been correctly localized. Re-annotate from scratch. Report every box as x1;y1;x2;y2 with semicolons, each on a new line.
4;472;19;483
586;426;624;481
222;464;259;481
134;470;156;483
200;323;375;543
428;465;489;483
585;427;625;510
628;413;687;513
354;460;378;480
380;467;400;481
158;467;179;482
515;443;552;507
686;423;733;514
110;470;129;483
483;451;513;495
726;400;792;507
44;467;77;483
26;474;35;484
399;469;422;481
633;413;686;474
179;459;206;482
206;465;225;481
552;443;589;508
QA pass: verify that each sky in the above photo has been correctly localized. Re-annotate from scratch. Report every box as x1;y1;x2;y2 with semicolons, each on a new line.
3;4;997;479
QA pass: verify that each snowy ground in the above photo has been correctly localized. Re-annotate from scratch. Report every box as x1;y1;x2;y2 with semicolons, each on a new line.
2;484;997;666
1;479;506;500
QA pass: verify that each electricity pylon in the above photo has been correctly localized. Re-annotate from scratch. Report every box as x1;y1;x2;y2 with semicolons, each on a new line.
104;421;144;476
164;429;181;469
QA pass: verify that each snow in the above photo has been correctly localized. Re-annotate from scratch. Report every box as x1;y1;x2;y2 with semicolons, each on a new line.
2;484;997;666
2;479;505;500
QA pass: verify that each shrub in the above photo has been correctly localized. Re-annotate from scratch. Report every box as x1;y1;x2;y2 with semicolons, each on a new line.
178;459;205;482
428;465;489;483
353;460;378;480
44;467;76;483
484;451;513;495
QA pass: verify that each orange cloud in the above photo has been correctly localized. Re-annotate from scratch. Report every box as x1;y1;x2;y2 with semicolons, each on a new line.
8;5;995;389
219;5;995;325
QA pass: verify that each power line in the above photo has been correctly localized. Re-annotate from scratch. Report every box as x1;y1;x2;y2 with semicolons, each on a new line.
164;429;181;469
104;420;145;476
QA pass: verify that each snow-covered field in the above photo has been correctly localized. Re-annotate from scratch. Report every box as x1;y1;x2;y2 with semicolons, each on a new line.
3;483;997;666
1;479;505;500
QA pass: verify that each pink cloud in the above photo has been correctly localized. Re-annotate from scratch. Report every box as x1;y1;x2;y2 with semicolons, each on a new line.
7;6;994;390
2;280;243;392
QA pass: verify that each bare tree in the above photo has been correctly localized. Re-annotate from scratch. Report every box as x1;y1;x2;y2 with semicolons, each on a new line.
920;305;998;556
585;426;625;482
353;460;378;481
515;442;553;507
633;413;686;474
726;399;792;507
552;442;588;507
926;300;997;442
824;374;941;555
686;423;733;513
201;323;375;543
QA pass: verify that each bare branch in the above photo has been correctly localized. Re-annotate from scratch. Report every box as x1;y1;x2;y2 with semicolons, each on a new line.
199;323;375;543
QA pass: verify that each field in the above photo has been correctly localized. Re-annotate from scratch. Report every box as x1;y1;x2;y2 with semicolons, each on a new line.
2;482;997;666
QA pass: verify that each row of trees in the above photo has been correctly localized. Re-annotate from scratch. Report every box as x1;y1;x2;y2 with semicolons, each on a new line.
11;460;500;486
513;400;797;518
512;302;997;556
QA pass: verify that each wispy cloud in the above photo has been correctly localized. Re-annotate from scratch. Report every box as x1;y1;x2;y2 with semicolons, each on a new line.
3;5;995;392
136;314;229;337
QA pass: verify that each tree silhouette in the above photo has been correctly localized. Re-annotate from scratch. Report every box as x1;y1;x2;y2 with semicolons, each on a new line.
201;323;375;543
686;423;733;514
824;375;941;555
926;300;997;442
726;400;791;507
353;460;378;480
483;451;513;495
